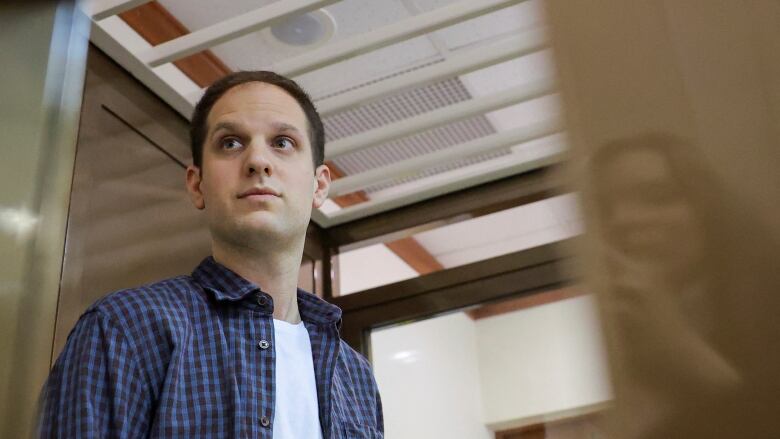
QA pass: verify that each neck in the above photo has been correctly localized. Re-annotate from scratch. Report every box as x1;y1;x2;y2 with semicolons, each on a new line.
211;235;305;324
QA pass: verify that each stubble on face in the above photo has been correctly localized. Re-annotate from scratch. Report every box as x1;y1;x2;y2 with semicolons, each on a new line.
196;82;318;253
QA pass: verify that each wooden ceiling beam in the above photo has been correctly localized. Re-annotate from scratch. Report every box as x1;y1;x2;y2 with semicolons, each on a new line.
327;162;443;275
119;1;230;88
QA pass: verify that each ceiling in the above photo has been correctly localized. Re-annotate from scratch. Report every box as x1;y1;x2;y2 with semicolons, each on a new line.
83;0;575;288
86;0;563;221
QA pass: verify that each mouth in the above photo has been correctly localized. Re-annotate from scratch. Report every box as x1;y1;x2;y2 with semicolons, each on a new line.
237;187;281;200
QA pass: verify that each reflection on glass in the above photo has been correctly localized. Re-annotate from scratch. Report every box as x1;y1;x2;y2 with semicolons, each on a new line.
591;134;772;438
370;291;611;438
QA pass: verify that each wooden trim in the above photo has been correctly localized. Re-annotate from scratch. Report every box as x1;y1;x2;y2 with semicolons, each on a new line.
384;238;443;274
334;240;574;353
326;165;561;248
327;160;444;276
494;409;605;439
119;1;230;88
326;160;372;207
465;286;584;320
333;239;573;312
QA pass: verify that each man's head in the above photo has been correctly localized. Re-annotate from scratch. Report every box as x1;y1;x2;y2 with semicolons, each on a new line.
190;71;325;168
185;71;331;251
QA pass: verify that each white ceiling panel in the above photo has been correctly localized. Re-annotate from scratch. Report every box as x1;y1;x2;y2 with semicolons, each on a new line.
203;0;442;98
286;36;441;99
427;0;544;51
460;49;556;98
158;0;281;32
88;0;568;231
412;194;577;268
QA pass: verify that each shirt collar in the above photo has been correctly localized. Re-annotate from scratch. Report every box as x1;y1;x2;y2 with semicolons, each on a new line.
192;256;342;326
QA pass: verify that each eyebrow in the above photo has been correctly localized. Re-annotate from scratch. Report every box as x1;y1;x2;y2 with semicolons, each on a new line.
209;121;305;139
271;121;305;137
210;121;242;138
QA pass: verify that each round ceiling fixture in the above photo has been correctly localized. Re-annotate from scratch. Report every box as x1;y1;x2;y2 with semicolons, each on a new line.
268;9;336;47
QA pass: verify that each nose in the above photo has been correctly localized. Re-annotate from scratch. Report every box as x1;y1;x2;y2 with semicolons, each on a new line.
245;143;273;177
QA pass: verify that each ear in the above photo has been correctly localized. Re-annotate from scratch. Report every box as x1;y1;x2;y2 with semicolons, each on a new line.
312;164;331;209
185;165;206;210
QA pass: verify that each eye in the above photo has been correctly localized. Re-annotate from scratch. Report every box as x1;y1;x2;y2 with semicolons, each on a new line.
220;137;243;150
272;136;295;150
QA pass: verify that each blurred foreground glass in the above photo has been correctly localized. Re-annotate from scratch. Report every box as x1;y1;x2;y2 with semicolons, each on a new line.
0;1;89;437
545;1;780;437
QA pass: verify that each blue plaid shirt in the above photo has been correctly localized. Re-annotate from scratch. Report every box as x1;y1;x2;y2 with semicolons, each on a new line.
39;257;384;438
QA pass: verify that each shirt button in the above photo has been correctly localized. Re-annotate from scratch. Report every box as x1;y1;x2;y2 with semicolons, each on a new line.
256;294;269;307
258;340;270;350
260;416;271;427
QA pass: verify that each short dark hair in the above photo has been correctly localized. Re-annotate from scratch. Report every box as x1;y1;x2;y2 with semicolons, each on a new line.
189;71;325;169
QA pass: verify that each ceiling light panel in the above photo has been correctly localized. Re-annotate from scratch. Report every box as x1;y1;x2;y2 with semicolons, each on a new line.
323;76;476;141
323;75;514;195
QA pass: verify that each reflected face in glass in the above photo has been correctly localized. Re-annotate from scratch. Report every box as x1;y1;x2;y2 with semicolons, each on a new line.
598;148;703;272
186;82;330;247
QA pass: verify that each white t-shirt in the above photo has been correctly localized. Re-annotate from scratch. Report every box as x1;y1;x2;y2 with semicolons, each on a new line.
272;319;324;439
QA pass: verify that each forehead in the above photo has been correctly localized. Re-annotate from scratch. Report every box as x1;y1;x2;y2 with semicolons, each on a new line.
207;81;308;130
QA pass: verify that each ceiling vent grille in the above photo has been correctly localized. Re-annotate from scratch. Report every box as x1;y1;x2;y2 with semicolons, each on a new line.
323;77;510;194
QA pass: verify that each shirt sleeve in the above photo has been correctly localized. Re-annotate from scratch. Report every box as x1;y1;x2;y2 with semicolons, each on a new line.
375;385;384;434
38;309;153;438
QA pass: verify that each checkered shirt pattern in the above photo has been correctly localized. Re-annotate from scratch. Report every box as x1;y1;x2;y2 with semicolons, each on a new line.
38;256;384;438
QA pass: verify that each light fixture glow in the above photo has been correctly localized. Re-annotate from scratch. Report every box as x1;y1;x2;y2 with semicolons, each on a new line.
268;9;336;47
391;350;419;364
0;206;39;238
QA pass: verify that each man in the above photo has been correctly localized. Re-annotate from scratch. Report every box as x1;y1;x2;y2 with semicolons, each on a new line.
39;71;384;438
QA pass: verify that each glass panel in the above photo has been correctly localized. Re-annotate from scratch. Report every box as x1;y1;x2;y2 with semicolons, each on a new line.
545;1;780;436
0;2;89;437
370;290;612;438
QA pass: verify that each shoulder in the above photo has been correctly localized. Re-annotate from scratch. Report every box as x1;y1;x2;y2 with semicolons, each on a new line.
339;339;373;371
79;275;207;349
337;339;380;393
88;275;203;321
335;339;385;432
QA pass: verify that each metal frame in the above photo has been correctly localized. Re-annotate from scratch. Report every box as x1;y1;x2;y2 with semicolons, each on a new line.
333;240;575;355
304;164;567;328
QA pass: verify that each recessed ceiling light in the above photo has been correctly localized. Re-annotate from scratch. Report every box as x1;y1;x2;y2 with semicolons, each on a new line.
268;9;336;47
